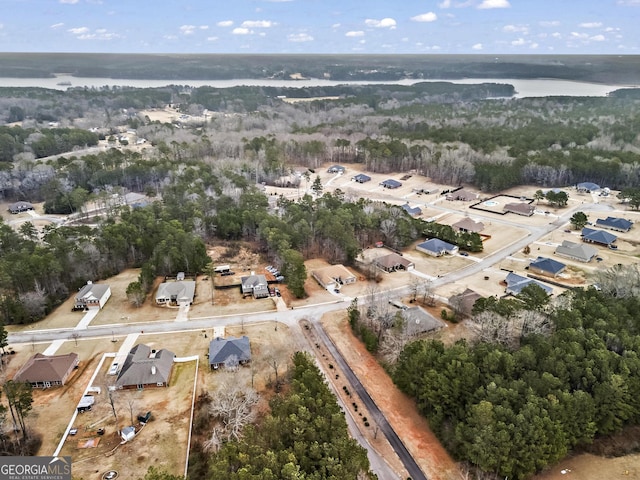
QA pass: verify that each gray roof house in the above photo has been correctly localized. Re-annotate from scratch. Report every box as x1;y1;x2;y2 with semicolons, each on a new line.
380;179;402;189
155;280;196;305
505;272;553;296
115;344;175;389
402;307;445;336
577;182;600;193
241;274;270;298
13;353;79;388
402;204;422;217
327;165;345;173
529;257;566;277
416;238;458;257
581;227;617;246
75;282;111;309
352;173;371;183
555;240;598;263
209;336;251;370
595;216;633;232
8;201;34;214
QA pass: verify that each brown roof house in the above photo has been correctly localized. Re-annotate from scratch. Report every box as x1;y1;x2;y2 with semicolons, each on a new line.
115;344;175;390
312;265;356;290
14;353;79;388
75;281;111;310
449;288;483;318
452;218;485;233
503;202;535;216
446;189;478;202
374;253;415;272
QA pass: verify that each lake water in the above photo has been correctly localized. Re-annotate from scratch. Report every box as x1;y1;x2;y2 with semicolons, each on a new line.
0;75;636;98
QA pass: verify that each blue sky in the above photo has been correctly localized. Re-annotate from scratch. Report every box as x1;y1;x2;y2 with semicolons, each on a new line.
1;0;639;54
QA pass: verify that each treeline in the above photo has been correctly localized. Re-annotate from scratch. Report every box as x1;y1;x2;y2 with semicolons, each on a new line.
188;351;373;480
422;221;483;252
393;287;640;479
0;125;98;163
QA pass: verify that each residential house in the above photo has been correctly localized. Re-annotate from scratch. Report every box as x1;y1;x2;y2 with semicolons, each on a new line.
448;289;482;318
452;218;485;233
75;281;111;310
581;227;617;247
446;189;478;202
402;306;445;336
8;201;34;214
311;265;356;290
240;274;270;298
155;280;196;305
401;204;422;217
555;240;598;263
208;336;251;370
115;344;175;390
13;353;79;388
352;173;371;183
529;257;566;277
503;202;535;216
504;272;553;296
416;238;458;257
577;182;600;193
374;253;415;272
327;165;345;174
379;179;402;189
595;216;633;233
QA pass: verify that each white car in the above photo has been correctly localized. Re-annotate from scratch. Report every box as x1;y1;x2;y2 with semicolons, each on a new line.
108;363;119;375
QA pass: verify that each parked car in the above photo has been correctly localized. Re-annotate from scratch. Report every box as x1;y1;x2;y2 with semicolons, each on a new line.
460;252;469;256
275;275;285;282
108;363;119;375
69;428;78;436
274;288;281;297
220;271;235;276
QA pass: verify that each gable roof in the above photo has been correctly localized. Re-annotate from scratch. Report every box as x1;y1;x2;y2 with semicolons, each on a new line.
529;256;566;275
581;227;617;246
327;165;345;172
446;189;478;201
555;240;598;262
208;336;251;366
577;182;600;191
505;272;553;296
452;217;485;233
449;288;482;316
8;201;34;213
380;179;402;188
402;306;445;335
595;216;633;232
352;173;371;182
240;274;269;294
76;282;110;302
503;202;535;216
116;344;175;387
374;252;414;270
417;238;457;255
155;280;196;303
311;265;356;287
401;204;422;216
13;353;78;384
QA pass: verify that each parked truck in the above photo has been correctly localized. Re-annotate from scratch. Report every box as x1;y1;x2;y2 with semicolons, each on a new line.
77;395;95;413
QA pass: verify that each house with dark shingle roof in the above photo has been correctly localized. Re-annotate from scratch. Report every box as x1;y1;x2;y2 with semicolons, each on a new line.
209;336;251;370
13;353;79;388
115;344;175;390
416;238;458;257
503;202;535;216
577;182;600;193
449;289;482;318
352;173;371;183
380;179;402;189
8;201;34;214
505;273;553;296
327;165;345;174
402;307;445;336
445;189;478;202
374;252;414;272
529;257;566;277
555;240;598;263
595;216;633;233
401;204;422;217
581;227;617;247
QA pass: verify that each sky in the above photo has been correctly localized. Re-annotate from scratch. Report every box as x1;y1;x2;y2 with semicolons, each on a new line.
1;0;639;54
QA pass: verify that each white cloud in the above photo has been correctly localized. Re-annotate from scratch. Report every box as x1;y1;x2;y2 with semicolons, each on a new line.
365;18;397;29
539;20;561;27
332;23;341;29
570;32;589;39
50;23;65;29
217;20;234;27
241;20;274;28
288;33;314;42
180;25;197;35
59;0;79;3
200;25;209;30
345;31;365;37
551;32;562;38
478;0;511;9
439;0;451;7
411;12;437;22
503;24;529;33
232;27;252;35
164;35;178;40
472;43;483;50
530;42;539;49
579;22;602;28
68;27;89;35
511;38;526;46
617;0;640;5
590;34;606;41
207;36;218;42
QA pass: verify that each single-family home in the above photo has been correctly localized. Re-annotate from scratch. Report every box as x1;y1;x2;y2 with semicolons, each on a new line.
581;227;617;247
208;336;251;370
311;265;356;290
503;202;535;216
8;201;34;214
416;238;458;257
595;216;633;233
13;353;79;388
327;165;345;174
402;306;445;336
75;281;111;310
446;189;478;202
505;272;553;296
352;174;371;183
374;253;415;272
401;204;422;217
448;289;482;318
123;192;150;209
555;240;598;263
452;218;485;233
577;182;600;193
380;179;402;189
155;280;196;305
529;257;566;277
240;274;270;298
115;344;175;390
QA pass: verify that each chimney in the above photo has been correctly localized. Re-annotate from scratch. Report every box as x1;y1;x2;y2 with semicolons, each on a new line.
151;365;156;375
87;280;93;285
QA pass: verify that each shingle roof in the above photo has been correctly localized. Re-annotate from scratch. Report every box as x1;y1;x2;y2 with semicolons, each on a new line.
241;274;269;295
581;227;617;245
401;204;422;216
503;202;535;216
529;256;566;275
115;344;175;387
155;280;196;303
577;182;600;191
375;253;414;269
595;216;633;232
505;272;553;295
352;174;371;182
76;283;110;302
13;353;78;384
380;179;402;188
209;336;251;366
402;307;445;335
452;217;485;232
555;240;598;262
417;238;457;255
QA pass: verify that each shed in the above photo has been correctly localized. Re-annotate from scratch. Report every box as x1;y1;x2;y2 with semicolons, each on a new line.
120;426;136;442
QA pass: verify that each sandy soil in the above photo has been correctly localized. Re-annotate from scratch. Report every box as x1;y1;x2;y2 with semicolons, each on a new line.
534;453;640;480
